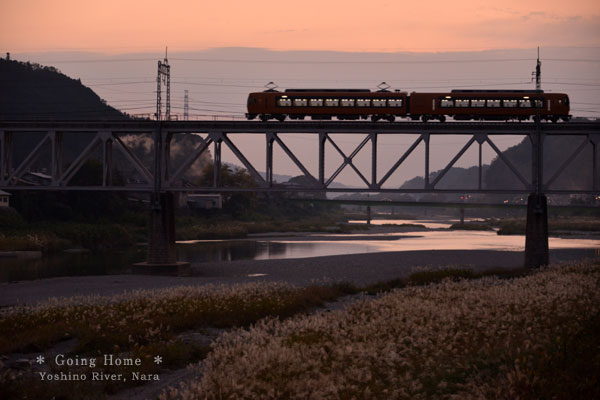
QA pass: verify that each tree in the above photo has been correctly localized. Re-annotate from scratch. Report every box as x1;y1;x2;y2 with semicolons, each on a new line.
197;164;258;218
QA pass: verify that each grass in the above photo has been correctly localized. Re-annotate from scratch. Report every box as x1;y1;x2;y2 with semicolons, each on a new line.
381;223;427;229
174;215;369;241
449;222;493;231
162;260;600;400
0;282;354;399
0;222;136;252
489;216;600;235
175;224;248;240
0;211;363;253
2;262;597;399
0;232;70;252
407;267;477;285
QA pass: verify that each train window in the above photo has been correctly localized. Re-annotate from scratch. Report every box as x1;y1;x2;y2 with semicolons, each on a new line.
519;100;532;108
388;99;403;107
455;99;469;107
309;98;324;107
293;98;308;107
487;100;501;108
325;98;339;107
535;100;543;108
341;99;355;107
277;98;292;107
356;99;370;107
471;99;485;108
372;99;386;107
504;100;518;108
440;99;454;107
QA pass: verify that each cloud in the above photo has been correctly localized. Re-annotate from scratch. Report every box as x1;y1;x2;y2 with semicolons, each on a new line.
260;28;309;34
458;14;600;48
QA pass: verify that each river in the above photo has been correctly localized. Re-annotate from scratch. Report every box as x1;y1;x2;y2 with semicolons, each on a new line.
1;219;598;282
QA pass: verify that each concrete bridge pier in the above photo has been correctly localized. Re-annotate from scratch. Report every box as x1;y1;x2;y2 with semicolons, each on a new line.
133;192;190;275
524;193;549;268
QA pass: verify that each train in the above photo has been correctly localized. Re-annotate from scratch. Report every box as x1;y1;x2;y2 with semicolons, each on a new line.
246;87;571;123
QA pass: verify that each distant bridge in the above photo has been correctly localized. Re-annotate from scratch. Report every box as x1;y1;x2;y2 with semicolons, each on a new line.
1;120;599;269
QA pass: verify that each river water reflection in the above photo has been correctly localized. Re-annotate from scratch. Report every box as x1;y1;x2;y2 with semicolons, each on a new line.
1;220;599;282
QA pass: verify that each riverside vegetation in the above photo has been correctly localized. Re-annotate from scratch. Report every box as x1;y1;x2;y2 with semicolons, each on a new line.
0;196;354;253
0;282;355;399
448;215;600;235
162;260;600;400
1;260;598;399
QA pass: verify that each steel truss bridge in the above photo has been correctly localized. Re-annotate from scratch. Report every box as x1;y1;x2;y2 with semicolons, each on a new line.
1;120;599;269
1;121;599;194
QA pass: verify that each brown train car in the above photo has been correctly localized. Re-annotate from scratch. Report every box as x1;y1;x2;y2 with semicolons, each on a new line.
246;89;408;122
409;90;570;122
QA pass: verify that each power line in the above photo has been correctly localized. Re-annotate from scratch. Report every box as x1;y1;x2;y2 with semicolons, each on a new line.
171;81;259;88
87;81;155;86
171;57;600;64
19;57;600;65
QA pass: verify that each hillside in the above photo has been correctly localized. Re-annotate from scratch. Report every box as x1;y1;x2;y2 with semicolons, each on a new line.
0;59;213;222
0;58;126;120
0;58;211;181
395;132;594;203
485;135;593;192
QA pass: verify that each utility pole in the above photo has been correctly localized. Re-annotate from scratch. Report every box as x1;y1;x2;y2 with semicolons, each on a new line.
532;46;541;91
156;48;171;121
525;46;548;268
184;89;189;120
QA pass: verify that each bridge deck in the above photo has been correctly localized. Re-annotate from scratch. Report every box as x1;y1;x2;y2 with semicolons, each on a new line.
1;120;599;134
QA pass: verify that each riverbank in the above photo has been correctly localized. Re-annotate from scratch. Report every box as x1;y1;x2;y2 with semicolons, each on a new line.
2;258;598;400
1;247;596;307
163;260;600;400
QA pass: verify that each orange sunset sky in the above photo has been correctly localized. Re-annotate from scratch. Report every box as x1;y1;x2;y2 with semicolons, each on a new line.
1;0;599;53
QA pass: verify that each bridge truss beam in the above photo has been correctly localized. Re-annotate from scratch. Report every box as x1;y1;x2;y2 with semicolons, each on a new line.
0;121;598;195
1;120;598;270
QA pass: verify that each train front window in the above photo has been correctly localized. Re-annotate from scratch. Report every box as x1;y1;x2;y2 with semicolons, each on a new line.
388;99;403;107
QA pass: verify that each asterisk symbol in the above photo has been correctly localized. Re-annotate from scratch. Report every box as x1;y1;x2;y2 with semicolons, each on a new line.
153;356;163;365
36;355;45;364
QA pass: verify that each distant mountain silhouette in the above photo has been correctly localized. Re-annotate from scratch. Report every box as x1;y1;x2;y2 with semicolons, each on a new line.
0;58;126;120
399;133;593;201
401;165;489;191
485;135;593;192
0;58;214;183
